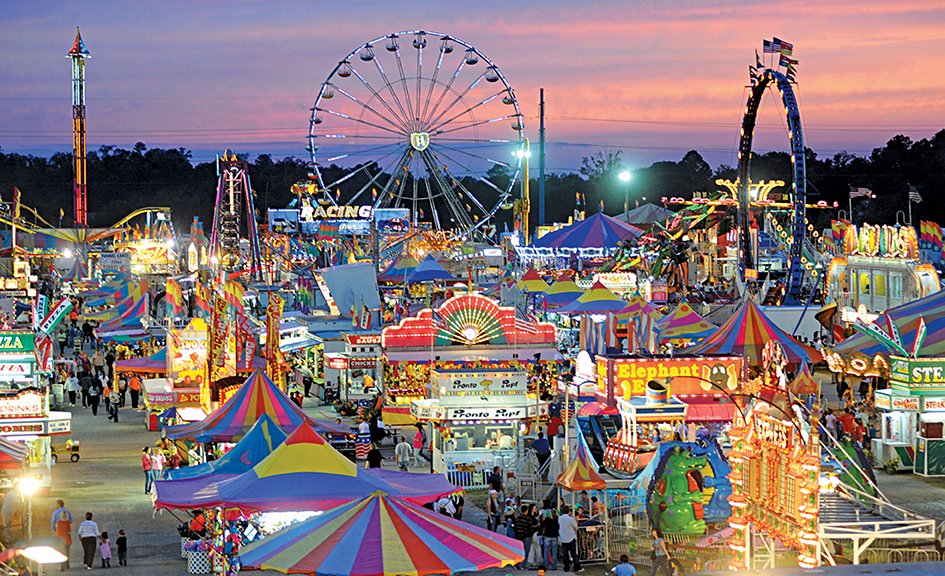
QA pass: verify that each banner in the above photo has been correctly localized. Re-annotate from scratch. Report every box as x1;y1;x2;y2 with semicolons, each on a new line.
209;292;229;383
33;334;53;373
236;312;256;370
37;298;74;336
166;279;183;316
266;293;284;390
32;294;48;332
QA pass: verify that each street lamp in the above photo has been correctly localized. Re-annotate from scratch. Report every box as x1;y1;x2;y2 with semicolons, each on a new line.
618;171;631;223
18;476;40;542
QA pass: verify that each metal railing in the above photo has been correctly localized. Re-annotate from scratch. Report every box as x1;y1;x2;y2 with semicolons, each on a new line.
860;548;942;564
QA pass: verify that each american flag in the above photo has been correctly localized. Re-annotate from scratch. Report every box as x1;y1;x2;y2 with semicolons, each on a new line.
909;185;923;203
850;186;873;199
431;309;447;327
770;38;782;52
514;304;537;334
763;40;777;53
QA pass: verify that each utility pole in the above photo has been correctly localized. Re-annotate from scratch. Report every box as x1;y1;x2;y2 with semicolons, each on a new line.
539;88;546;228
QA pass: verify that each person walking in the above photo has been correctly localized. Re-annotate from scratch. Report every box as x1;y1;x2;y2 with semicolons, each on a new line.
141;448;154;494
104;348;116;382
88;377;101;416
613;554;637;576
412;424;427;467
72;328;83;358
91;349;105;379
116;529;127;566
395;436;411;471
108;386;120;422
117;376;127;408
365;443;383;469
541;508;559;570
558;505;582;572
78;512;99;570
514;505;535;569
50;499;73;532
65;373;79;406
79;372;91;408
531;432;551;481
58;329;68;357
129;375;141;410
99;531;112;568
649;528;672;576
56;511;72;571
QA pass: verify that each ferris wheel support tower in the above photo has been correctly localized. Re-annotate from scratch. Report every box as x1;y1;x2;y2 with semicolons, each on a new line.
67;27;90;228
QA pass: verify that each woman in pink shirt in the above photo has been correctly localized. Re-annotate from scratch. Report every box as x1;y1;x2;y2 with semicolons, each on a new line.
151;449;167;481
141;447;153;494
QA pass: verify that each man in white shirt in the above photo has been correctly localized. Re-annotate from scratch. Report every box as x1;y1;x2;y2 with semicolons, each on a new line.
358;419;371;435
435;496;456;516
78;511;100;569
395;436;412;470
558;505;583;572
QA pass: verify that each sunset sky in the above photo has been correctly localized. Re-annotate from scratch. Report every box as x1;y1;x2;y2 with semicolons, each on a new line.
3;0;945;171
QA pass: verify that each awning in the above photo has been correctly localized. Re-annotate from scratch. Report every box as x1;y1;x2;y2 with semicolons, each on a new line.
281;337;320;353
684;403;735;422
385;347;562;363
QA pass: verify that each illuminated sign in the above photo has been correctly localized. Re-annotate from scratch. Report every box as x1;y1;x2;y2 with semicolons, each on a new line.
169;317;208;386
756;413;793;449
844;223;918;259
890;356;945;393
344;334;382;346
0;363;32;376
0;423;43;434
99;252;131;273
874;394;891;410
48;419;71;435
599;356;744;398
327;357;348;370
348;358;378;370
312;205;374;220
435;370;527;398
410;402;548;421
0;390;48;419
593;272;638;288
0;332;33;354
922;397;945;411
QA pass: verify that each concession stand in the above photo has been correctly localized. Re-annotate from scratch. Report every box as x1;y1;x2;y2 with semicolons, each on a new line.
411;368;549;475
873;356;945;474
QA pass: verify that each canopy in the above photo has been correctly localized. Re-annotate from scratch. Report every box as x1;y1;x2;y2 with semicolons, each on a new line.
790;361;819;395
517;269;549;293
86;292;149;324
656;299;715;345
687;298;822;366
542;273;584;307
556;281;626;314
557;434;606;491
835;289;945;357
79;273;130;298
0;437;28;470
85;279;148;308
163;369;349;443
165;414;288;481
617;292;663;320
531;212;643;249
236;490;523;576
153;421;460;513
377;255;420;283
620;203;674;226
114;347;166;374
406;255;456;283
62;257;87;282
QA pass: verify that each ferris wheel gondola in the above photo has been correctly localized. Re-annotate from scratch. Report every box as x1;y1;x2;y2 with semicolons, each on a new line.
306;30;524;238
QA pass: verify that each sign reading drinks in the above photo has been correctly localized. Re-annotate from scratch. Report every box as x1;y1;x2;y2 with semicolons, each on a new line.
0;390;48;419
890;356;945;393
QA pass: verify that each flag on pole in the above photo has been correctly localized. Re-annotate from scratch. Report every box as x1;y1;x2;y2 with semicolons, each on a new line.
755;50;762;69
59;207;65;220
909;185;923;203
599;199;605;213
12;187;21;219
914;316;927;359
514;304;537;334
350;300;359;328
779;55;798;67
779;40;793;55
771;37;783;52
360;297;371;330
849;186;872;199
763;39;776;53
431;309;446;329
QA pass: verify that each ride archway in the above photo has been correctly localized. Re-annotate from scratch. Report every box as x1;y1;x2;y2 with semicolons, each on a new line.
736;68;808;301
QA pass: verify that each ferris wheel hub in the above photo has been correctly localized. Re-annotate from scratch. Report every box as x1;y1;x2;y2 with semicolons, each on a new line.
410;132;430;151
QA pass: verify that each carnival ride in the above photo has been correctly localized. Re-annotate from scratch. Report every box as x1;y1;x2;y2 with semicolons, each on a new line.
736;64;810;302
209;152;263;280
306;30;525;239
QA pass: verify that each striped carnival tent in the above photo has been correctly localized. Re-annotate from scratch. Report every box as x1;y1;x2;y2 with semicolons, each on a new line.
62;257;87;282
556;281;625;314
163;369;349;443
789;361;819;395
165;414;288;480
114;348;167;374
835;288;945;358
236;490;523;576
542;273;584;307
517;269;550;293
688;298;822;366
531;212;643;249
85;279;147;309
557;433;606;492
616;292;663;352
153;422;460;514
0;437;29;470
655;299;716;346
85;292;149;323
79;273;130;298
377;255;420;283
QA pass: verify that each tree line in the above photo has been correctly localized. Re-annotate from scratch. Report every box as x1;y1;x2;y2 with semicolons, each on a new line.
0;130;943;236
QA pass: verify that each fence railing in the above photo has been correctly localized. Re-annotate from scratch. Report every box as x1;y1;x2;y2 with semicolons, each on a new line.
860;548;942;565
443;461;490;491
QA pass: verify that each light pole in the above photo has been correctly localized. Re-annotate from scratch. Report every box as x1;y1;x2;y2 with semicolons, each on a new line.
19;476;40;542
513;139;531;245
618;171;631;223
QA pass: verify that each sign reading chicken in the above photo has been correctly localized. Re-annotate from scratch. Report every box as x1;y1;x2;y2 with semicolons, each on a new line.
597;355;745;399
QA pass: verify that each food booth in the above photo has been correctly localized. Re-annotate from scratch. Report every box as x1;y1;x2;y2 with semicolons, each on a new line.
412;368;548;476
324;332;382;408
140;317;206;430
873;356;945;474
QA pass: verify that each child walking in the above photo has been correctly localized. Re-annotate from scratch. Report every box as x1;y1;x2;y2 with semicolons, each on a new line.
99;531;112;568
116;529;127;566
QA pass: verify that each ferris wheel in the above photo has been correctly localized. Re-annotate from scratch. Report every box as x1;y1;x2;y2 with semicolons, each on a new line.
307;30;525;237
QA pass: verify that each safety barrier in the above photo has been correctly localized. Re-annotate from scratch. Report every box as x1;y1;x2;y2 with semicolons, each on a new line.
443;461;491;491
859;548;941;565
